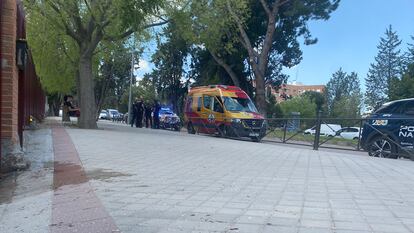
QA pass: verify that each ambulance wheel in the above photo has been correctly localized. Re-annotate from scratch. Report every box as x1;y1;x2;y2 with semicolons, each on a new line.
187;122;196;134
368;136;397;159
218;125;227;138
251;136;262;142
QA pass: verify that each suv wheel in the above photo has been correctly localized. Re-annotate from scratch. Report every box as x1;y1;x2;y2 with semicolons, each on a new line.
368;136;397;159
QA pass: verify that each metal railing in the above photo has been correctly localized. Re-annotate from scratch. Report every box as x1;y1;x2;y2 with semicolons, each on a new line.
106;113;414;160
184;114;414;160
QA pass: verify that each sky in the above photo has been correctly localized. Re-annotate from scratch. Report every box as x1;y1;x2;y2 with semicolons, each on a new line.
284;0;414;86
136;0;414;87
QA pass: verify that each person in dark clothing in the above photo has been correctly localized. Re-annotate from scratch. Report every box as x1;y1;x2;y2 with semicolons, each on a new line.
63;95;80;117
144;102;153;128
135;97;145;128
131;98;139;127
153;100;161;129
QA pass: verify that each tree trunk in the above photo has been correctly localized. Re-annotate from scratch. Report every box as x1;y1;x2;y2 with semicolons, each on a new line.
78;52;97;129
209;51;240;87
75;69;81;107
253;69;267;116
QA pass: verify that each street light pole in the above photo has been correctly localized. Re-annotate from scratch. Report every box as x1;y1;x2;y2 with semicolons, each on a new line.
127;52;134;125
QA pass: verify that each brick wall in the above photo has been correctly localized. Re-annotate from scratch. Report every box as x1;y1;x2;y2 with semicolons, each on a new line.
1;0;22;171
274;84;326;103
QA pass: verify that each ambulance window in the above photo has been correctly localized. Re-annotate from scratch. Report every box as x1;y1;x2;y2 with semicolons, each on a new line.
213;97;224;113
197;97;202;112
203;95;212;110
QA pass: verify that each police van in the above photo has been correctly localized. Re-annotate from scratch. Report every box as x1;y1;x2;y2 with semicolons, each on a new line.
360;98;414;159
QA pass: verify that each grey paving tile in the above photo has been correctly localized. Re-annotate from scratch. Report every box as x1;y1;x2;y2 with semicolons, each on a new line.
61;122;414;233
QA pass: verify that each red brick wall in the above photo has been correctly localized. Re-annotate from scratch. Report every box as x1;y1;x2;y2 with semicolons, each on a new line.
1;0;20;149
274;84;326;103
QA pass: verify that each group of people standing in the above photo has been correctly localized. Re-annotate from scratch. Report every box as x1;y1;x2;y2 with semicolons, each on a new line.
130;97;161;129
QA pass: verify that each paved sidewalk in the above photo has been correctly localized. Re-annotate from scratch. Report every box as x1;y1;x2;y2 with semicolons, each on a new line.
0;128;54;233
1;120;414;233
51;126;119;233
66;121;414;233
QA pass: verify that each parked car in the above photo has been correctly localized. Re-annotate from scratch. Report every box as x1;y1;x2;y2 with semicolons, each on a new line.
361;98;414;159
106;109;120;120
184;85;266;142
336;127;362;140
159;107;181;131
304;124;342;137
99;110;108;119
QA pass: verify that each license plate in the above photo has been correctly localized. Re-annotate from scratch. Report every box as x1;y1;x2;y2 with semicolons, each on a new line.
249;133;259;137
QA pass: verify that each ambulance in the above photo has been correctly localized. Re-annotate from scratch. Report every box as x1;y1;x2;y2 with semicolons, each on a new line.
184;85;266;142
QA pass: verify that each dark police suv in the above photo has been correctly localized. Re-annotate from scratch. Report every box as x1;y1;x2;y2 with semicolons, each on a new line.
361;98;414;159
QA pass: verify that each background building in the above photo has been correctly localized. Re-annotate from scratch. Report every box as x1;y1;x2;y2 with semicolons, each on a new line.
273;82;325;102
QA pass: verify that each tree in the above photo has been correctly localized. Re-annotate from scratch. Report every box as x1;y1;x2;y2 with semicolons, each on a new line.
95;43;135;117
227;0;338;114
365;25;404;110
146;22;191;114
266;94;283;119
26;5;79;116
189;47;254;96
181;0;339;115
24;0;167;128
389;63;414;100
404;36;414;66
326;68;362;117
279;95;317;118
303;91;325;113
120;78;156;114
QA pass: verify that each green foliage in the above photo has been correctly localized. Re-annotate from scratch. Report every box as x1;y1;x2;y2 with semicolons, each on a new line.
266;94;283;119
24;0;167;128
120;78;156;113
189;48;254;95
389;63;414;100
303;91;326;112
405;36;414;66
365;25;404;110
25;4;77;94
146;22;191;114
179;0;339;114
326;68;362;117
279;95;317;118
95;42;134;112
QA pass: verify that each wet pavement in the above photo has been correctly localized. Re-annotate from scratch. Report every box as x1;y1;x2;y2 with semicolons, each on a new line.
1;119;414;233
51;126;119;233
0;128;53;233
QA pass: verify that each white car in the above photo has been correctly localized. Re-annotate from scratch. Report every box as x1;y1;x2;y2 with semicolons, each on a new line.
304;124;342;137
106;109;120;120
99;110;108;119
336;127;362;140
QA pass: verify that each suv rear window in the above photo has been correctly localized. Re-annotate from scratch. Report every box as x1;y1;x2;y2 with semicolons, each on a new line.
402;101;414;114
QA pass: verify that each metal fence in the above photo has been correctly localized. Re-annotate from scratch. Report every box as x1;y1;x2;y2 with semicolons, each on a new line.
184;114;414;160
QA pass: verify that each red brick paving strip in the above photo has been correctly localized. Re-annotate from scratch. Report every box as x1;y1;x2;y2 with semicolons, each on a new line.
51;127;120;233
